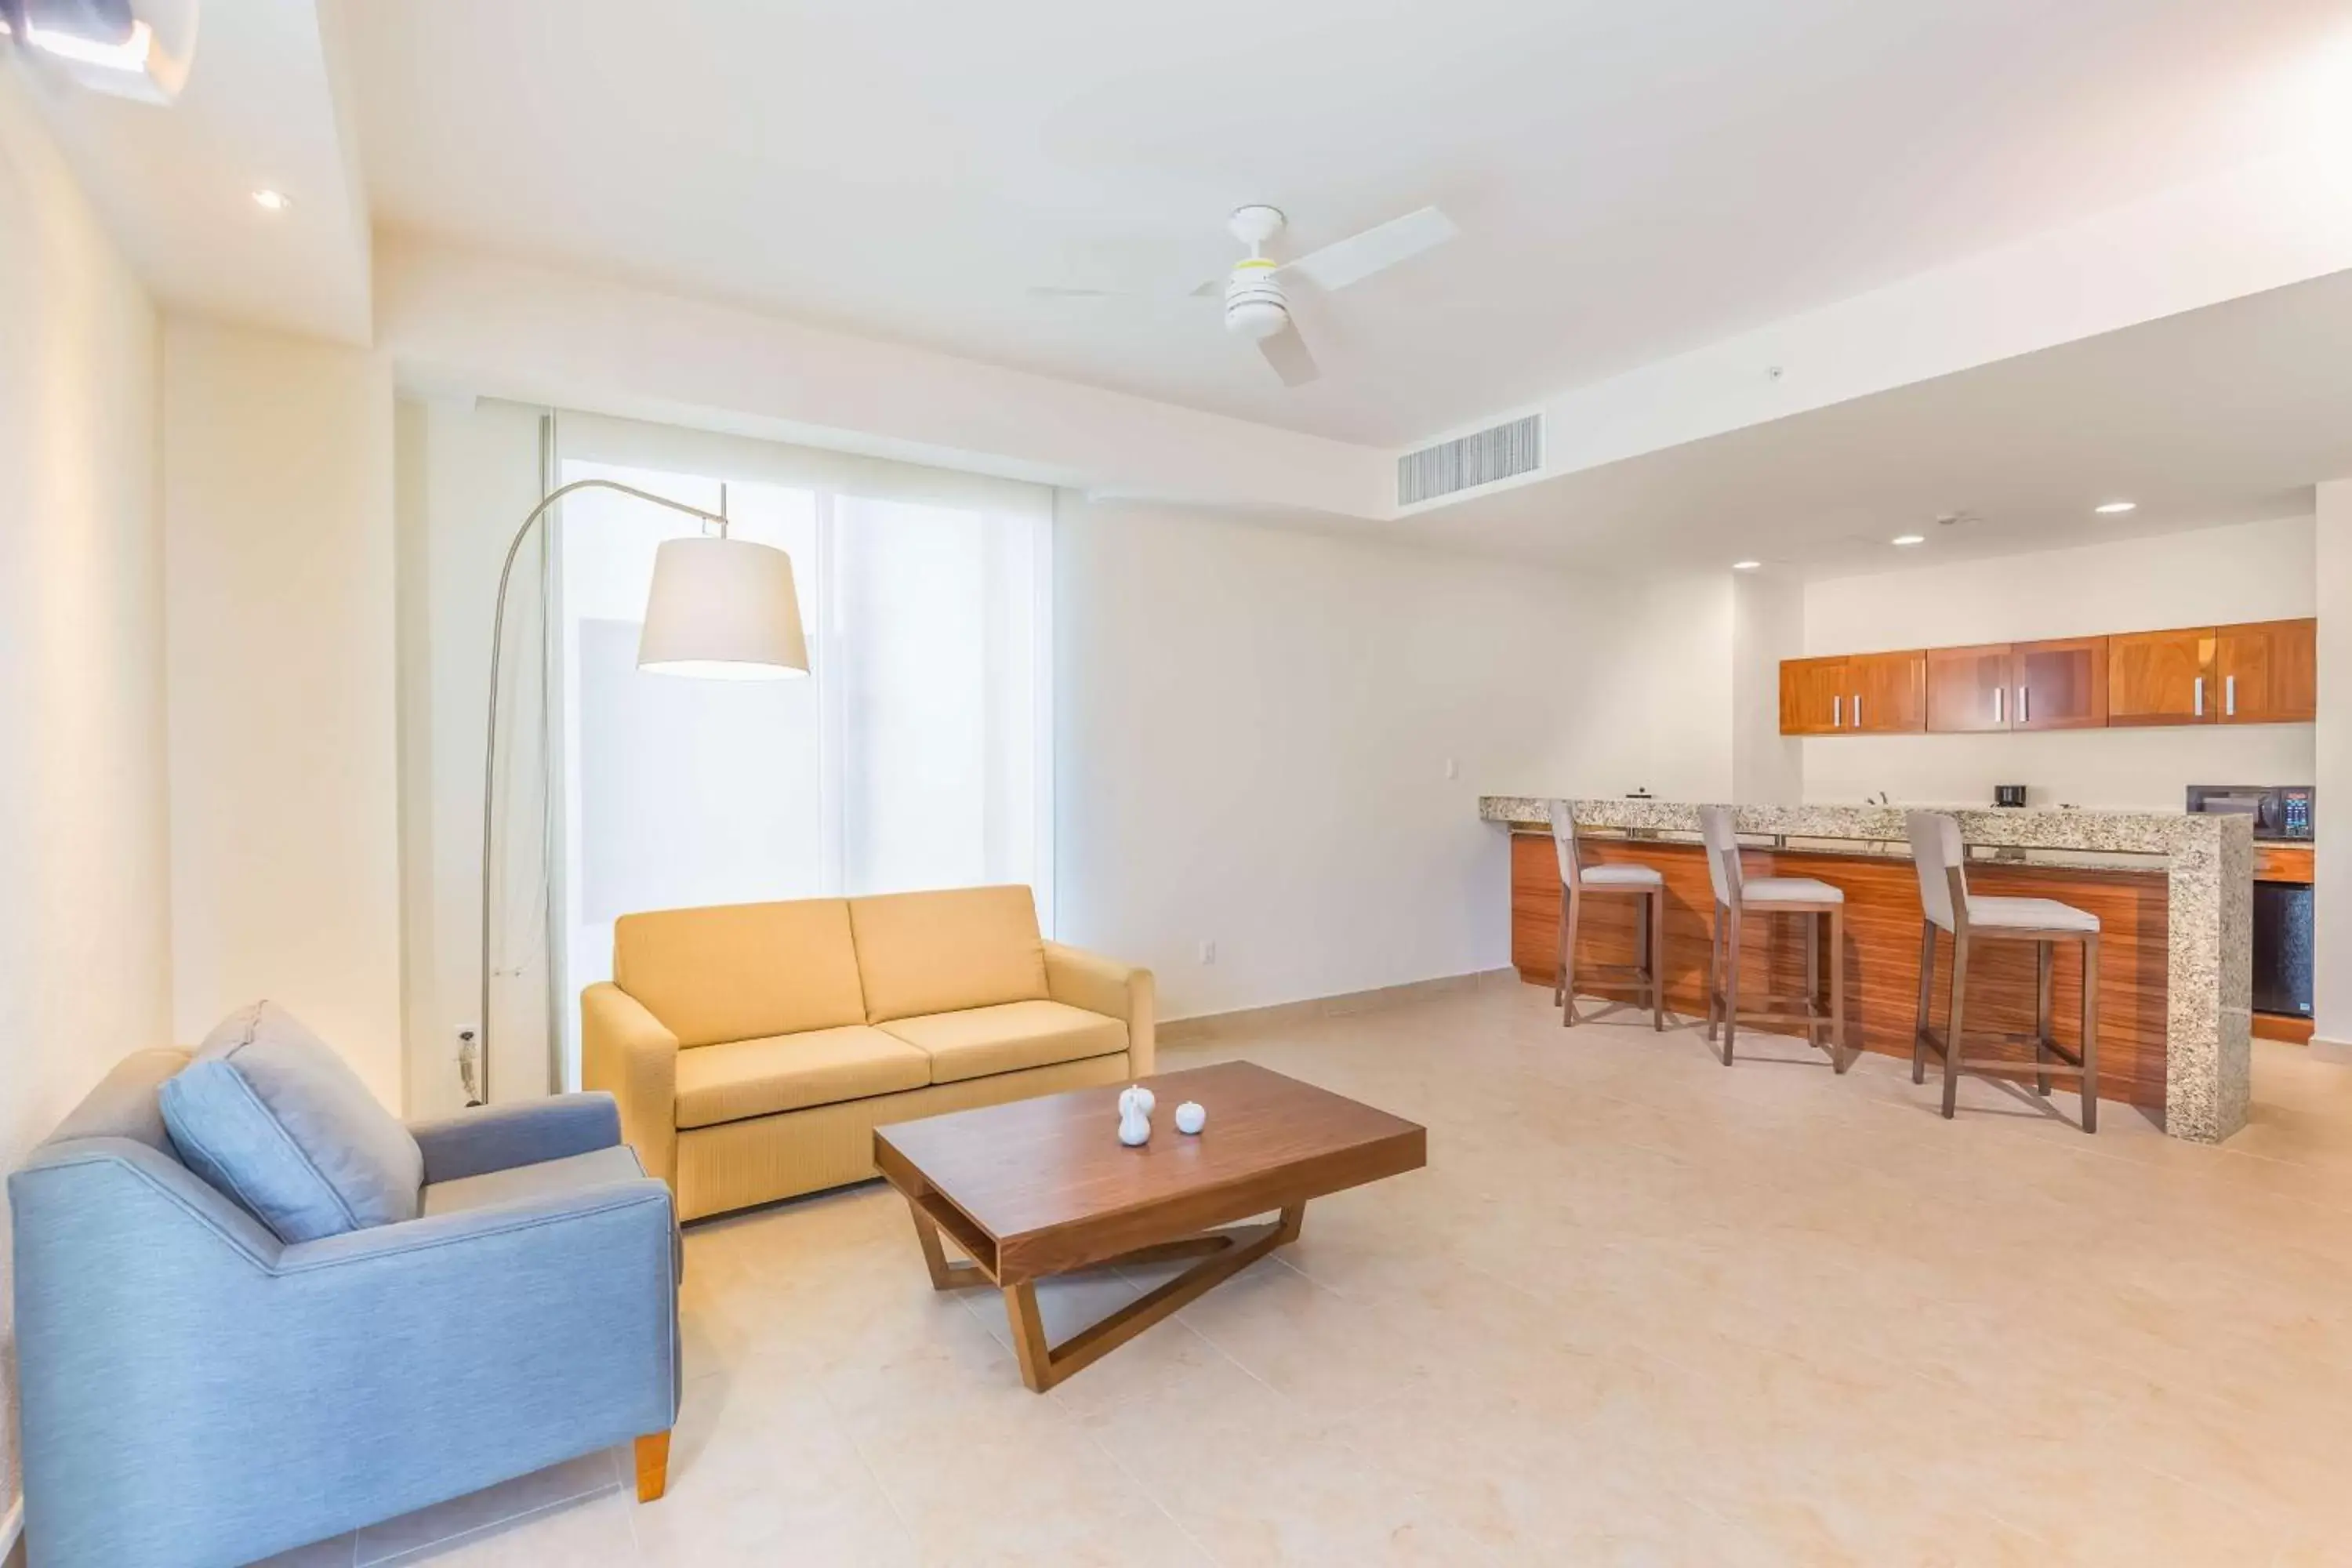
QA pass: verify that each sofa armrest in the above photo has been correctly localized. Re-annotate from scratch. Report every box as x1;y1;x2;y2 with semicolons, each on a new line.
408;1093;622;1185
581;983;680;1188
1044;942;1156;1077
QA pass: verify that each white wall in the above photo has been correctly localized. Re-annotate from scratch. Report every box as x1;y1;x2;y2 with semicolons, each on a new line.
1732;571;1806;804
0;69;171;1545
1801;516;2317;808
163;321;403;1107
1634;575;1737;801
2314;482;2351;1053
1053;496;1643;1019
394;397;554;1118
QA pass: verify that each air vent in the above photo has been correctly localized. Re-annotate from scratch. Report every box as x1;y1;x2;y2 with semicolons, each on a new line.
1397;413;1541;506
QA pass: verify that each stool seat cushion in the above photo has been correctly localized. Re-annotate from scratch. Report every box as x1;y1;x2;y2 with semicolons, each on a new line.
1967;895;2100;934
1581;863;1664;888
1741;877;1843;906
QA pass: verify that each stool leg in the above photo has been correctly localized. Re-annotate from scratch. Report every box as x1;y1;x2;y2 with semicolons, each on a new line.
1560;886;1581;1028
2081;933;2100;1134
1650;888;1666;1032
1553;885;1569;1008
2034;940;2055;1097
1712;907;1731;1044
1806;913;1820;1047
1829;907;1848;1073
1942;930;1969;1119
1912;922;1935;1084
1720;903;1742;1066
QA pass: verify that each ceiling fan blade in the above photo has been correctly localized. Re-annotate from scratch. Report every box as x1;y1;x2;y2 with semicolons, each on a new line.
1257;322;1320;387
1282;205;1457;292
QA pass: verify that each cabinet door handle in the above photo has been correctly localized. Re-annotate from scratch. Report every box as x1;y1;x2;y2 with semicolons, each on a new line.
1853;693;1863;728
1833;695;1842;728
2020;686;2030;724
2225;674;2236;717
2194;676;2205;717
1994;686;2003;725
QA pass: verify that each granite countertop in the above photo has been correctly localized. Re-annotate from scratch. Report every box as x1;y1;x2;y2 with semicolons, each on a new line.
1479;796;2239;856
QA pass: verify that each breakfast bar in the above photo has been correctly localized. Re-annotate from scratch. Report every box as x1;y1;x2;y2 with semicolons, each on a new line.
1482;797;2255;1142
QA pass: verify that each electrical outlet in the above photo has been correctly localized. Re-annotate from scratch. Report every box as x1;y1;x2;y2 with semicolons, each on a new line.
1198;940;1216;965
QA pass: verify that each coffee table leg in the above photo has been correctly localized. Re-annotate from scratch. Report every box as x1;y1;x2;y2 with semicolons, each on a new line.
997;1205;1308;1394
1003;1279;1054;1392
906;1198;988;1291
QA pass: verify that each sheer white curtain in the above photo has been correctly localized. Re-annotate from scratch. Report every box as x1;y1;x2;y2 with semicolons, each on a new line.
550;416;1053;1085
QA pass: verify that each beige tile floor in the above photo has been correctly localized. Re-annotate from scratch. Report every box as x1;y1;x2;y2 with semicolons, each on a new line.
262;981;2352;1566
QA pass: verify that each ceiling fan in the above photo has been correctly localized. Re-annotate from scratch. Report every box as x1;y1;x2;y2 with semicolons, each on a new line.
1033;203;1459;388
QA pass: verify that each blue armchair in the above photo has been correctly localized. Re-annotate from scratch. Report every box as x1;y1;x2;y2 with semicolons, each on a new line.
9;1048;680;1568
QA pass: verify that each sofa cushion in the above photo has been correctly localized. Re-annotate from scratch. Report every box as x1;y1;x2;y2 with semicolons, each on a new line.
615;898;866;1047
158;1002;423;1243
673;1025;931;1129
848;885;1049;1023
421;1144;648;1216
880;1000;1127;1085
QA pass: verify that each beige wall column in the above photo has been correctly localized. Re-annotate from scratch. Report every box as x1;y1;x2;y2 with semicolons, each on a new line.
2314;481;2352;1058
162;322;404;1108
1732;570;1804;805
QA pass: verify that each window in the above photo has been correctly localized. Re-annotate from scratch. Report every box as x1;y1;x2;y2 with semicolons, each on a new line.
548;419;1052;1084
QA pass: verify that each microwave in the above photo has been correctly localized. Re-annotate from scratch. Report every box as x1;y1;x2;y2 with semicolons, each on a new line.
2185;785;2314;842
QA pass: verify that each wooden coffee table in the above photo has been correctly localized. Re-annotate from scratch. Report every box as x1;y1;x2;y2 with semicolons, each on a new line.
872;1060;1426;1392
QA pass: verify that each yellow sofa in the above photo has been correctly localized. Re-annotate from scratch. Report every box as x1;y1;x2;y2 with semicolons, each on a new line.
581;884;1153;1222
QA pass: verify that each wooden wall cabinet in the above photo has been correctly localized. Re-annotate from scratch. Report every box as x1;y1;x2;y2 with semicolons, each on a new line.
1786;619;2310;735
2108;628;2216;726
1926;645;2013;733
2011;636;2109;731
2216;619;2317;724
1781;653;1925;734
1779;656;1849;735
1924;639;2107;733
1847;651;1926;733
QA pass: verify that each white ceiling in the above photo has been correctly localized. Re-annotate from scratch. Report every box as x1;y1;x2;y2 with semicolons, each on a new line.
345;0;2352;446
1378;266;2352;576
12;0;371;341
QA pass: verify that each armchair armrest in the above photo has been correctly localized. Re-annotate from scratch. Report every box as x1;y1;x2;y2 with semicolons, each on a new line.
1044;942;1156;1076
408;1093;622;1185
581;982;680;1187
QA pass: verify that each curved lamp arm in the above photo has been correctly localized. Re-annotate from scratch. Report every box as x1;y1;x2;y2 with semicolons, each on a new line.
473;479;731;1106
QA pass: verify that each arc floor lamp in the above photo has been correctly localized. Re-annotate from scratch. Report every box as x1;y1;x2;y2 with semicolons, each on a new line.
470;477;808;1105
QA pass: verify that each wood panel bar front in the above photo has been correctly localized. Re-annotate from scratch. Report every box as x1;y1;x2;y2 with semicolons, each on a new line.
1510;833;2169;1110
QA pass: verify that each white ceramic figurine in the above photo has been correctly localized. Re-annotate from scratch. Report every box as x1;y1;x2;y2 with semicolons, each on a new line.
1174;1101;1207;1135
1117;1085;1152;1146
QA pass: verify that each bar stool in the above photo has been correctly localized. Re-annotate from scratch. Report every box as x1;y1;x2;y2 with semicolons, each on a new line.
1905;812;2101;1131
1549;800;1664;1029
1698;806;1849;1069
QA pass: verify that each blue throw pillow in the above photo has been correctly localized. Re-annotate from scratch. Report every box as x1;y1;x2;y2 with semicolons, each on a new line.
160;1001;424;1243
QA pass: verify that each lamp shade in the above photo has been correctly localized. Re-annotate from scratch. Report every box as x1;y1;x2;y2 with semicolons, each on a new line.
637;535;809;678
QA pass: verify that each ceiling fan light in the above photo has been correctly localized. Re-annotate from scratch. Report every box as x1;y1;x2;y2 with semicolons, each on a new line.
1225;300;1288;341
1224;261;1290;341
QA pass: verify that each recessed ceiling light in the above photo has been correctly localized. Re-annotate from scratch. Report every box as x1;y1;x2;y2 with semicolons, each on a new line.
2094;500;2136;515
1731;560;1762;571
252;189;291;212
1891;534;1926;546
